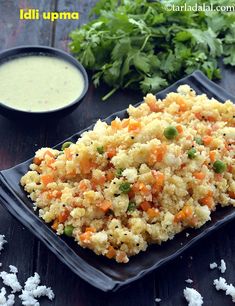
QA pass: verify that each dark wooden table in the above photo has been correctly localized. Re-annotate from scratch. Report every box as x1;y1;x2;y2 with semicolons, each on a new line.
0;1;235;305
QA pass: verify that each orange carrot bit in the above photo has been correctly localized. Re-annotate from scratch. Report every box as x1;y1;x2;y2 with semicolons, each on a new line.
206;128;212;135
78;180;89;192
98;200;112;212
41;174;54;186
80;231;92;243
51;219;59;231
128;120;141;132
47;190;62;199
58;209;70;223
193;172;206;180
152;171;165;186
153;144;167;162
199;195;214;209
228;165;233;173
139;182;150;195
80;157;94;174
147;208;159;218
209;151;216;162
106;170;115;182
194;112;202;120
140;201;152;211
106;147;116;159
176;125;184;134
229;191;235;199
43;150;55;159
177;98;187;112
215;174;223;181
174;211;186;223
33;157;42;166
111;119;122;130
182;205;193;218
85;227;96;233
206;116;216;122
202;136;213;146
92;175;106;187
106;246;116;259
121;118;130;128
64;148;73;161
146;99;160;112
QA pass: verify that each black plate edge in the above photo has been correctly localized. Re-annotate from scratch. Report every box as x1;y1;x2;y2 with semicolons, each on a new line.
0;70;235;292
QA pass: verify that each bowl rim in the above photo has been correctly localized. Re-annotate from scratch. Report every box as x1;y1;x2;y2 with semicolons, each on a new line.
0;45;89;115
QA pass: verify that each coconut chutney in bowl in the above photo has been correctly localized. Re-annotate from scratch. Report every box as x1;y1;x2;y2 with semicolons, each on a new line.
0;46;88;117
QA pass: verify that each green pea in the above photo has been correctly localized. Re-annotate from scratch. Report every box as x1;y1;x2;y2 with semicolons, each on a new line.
195;137;203;145
97;146;104;154
213;160;227;174
119;182;131;193
61;141;73;151
64;225;74;237
127;201;136;212
188;148;197;159
164;126;178;140
116;168;124;178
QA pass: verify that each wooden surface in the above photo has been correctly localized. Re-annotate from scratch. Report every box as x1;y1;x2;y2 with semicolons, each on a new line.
0;1;235;305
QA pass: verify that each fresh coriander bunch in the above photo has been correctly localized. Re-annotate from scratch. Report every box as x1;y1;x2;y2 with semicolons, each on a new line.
69;0;235;100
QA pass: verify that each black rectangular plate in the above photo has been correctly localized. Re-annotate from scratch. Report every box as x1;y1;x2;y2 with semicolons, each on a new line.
0;70;235;292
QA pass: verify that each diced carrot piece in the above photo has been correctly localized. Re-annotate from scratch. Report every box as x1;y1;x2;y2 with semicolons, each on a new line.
85;227;96;233
215;174;223;181
111;119;122;130
92;175;106;187
106;170;115;181
147;208;159;218
43;150;54;159
152;171;165;186
58;209;70;223
140;201;152;211
176;125;183;134
80;157;93;174
128;120;141;132
121;119;130;128
193;172;205;180
228;165;233;173
106;147;116;159
33;157;42;166
199;196;214;209
116;251;127;262
78;180;89;192
203;136;213;145
182;205;193;218
229;191;235;199
177;98;187;112
174;211;186;223
47;157;56;169
106;246;116;259
146;99;160;112
64;148;72;161
98;200;112;212
51;219;59;231
206;128;212;135
80;231;92;243
209;151;216;162
41;174;54;186
206;116;216;122
47;190;62;199
195;112;202;120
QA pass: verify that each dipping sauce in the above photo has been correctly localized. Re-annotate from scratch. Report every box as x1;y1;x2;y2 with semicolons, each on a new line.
0;55;85;112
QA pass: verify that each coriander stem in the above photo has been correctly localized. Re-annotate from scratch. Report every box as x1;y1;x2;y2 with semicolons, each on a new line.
102;87;118;101
140;34;151;52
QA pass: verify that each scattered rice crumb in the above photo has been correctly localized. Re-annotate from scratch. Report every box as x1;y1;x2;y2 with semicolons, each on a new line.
0;236;6;255
218;259;226;274
0;287;15;306
8;266;17;274
0;270;22;293
185;279;194;284
214;277;235;303
190;256;193;260
155;298;161;303
19;272;55;306
186;233;190;237
209;262;218;270
184;287;203;306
